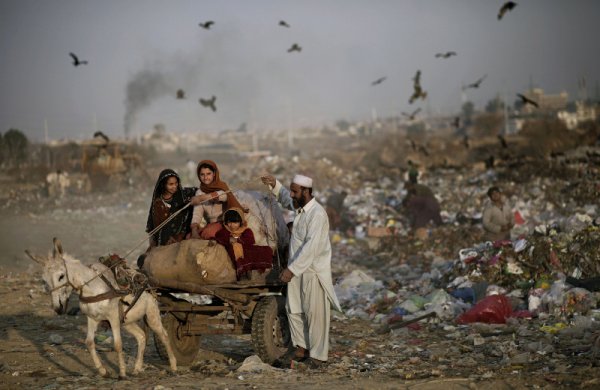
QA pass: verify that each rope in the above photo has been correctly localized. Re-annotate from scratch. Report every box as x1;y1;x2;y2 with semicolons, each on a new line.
51;176;281;294
122;175;268;260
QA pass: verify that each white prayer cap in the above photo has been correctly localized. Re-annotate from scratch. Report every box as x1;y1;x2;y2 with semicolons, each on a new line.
292;174;313;188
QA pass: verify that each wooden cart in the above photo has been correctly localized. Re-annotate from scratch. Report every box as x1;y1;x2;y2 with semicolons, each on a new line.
148;275;290;366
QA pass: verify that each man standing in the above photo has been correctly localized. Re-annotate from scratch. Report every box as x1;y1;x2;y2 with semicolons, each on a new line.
261;174;341;369
482;186;514;241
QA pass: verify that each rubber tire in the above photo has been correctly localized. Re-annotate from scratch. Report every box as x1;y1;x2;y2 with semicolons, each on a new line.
154;313;201;366
251;296;291;364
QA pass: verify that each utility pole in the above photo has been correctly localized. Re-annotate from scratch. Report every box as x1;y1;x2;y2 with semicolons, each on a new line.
528;74;534;93
44;118;49;143
503;90;509;135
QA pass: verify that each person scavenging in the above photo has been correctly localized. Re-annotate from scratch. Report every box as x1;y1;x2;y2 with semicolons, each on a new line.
482;186;514;242
403;177;443;229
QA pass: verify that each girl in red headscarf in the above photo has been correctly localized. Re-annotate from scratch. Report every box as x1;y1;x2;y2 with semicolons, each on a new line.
215;208;273;280
190;160;244;239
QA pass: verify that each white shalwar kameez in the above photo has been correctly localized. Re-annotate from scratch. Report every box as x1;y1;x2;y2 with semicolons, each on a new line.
271;180;341;361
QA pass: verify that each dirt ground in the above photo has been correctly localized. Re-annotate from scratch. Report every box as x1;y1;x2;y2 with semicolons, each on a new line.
1;188;599;390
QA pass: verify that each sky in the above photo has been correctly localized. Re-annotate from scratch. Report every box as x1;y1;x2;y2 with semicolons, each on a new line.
1;0;599;141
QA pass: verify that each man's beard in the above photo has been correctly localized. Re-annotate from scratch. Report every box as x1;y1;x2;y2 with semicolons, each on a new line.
293;196;306;209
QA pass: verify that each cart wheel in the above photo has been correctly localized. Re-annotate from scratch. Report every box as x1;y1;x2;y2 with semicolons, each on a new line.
251;296;291;364
155;313;200;366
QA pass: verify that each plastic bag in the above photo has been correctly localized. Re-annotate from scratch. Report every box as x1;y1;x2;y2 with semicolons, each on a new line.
457;295;513;324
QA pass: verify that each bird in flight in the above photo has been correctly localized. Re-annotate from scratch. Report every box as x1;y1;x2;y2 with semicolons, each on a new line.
371;76;387;86
497;134;509;149
498;2;517;20
402;108;421;120
462;74;487;90
93;131;110;143
409;70;427;104
199;21;214;29
69;52;88;67
517;93;539;108
279;20;290;28
199;96;217;112
408;139;417;151
453;116;461;129
287;43;302;53
435;51;457;59
176;89;185;99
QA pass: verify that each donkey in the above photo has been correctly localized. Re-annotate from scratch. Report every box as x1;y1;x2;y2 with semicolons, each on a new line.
26;238;177;378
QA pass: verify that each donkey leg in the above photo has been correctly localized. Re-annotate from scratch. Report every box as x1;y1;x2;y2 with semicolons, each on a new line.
146;303;177;372
85;317;108;377
123;322;146;375
108;314;127;379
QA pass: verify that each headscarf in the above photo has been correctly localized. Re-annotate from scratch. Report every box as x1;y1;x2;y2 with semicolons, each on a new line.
223;207;248;261
146;169;193;246
197;159;244;211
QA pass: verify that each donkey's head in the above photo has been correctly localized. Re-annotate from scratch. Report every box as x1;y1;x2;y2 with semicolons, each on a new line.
26;238;73;315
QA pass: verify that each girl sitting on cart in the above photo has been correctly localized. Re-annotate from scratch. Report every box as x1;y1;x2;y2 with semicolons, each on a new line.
215;208;273;281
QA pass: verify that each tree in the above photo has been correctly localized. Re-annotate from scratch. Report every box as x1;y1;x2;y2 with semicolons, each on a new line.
3;128;29;166
335;119;351;131
406;122;426;136
485;96;505;113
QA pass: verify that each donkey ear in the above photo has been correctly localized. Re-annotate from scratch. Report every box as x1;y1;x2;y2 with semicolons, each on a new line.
53;237;64;257
25;250;47;265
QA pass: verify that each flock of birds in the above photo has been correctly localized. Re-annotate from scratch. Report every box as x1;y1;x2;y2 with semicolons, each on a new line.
67;1;537;125
368;0;536;130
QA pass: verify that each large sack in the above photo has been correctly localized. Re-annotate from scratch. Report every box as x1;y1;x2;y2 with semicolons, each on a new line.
233;190;289;254
143;239;236;285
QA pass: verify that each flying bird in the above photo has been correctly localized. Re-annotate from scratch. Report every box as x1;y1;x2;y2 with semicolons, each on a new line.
517;93;539;108
498;2;517;20
453;116;461;129
199;21;214;29
93;131;110;143
435;51;457;59
279;20;290;28
408;139;417;151
418;145;430;157
409;70;427;104
176;89;185;99
402;108;421;120
462;74;487;90
199;96;217;112
371;76;387;86
287;43;302;53
497;134;508;149
69;52;88;67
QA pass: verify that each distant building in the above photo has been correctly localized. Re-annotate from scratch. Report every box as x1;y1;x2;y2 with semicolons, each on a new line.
557;101;598;130
520;88;568;113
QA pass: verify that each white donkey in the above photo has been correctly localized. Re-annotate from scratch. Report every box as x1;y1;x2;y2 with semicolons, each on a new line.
26;238;177;378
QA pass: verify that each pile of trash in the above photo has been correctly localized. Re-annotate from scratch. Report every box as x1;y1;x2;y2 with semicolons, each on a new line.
334;224;600;330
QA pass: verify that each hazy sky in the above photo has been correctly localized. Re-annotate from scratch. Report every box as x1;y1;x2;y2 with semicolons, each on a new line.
1;0;599;141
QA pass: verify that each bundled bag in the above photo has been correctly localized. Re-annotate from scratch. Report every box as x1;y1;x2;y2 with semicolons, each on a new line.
143;239;236;285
